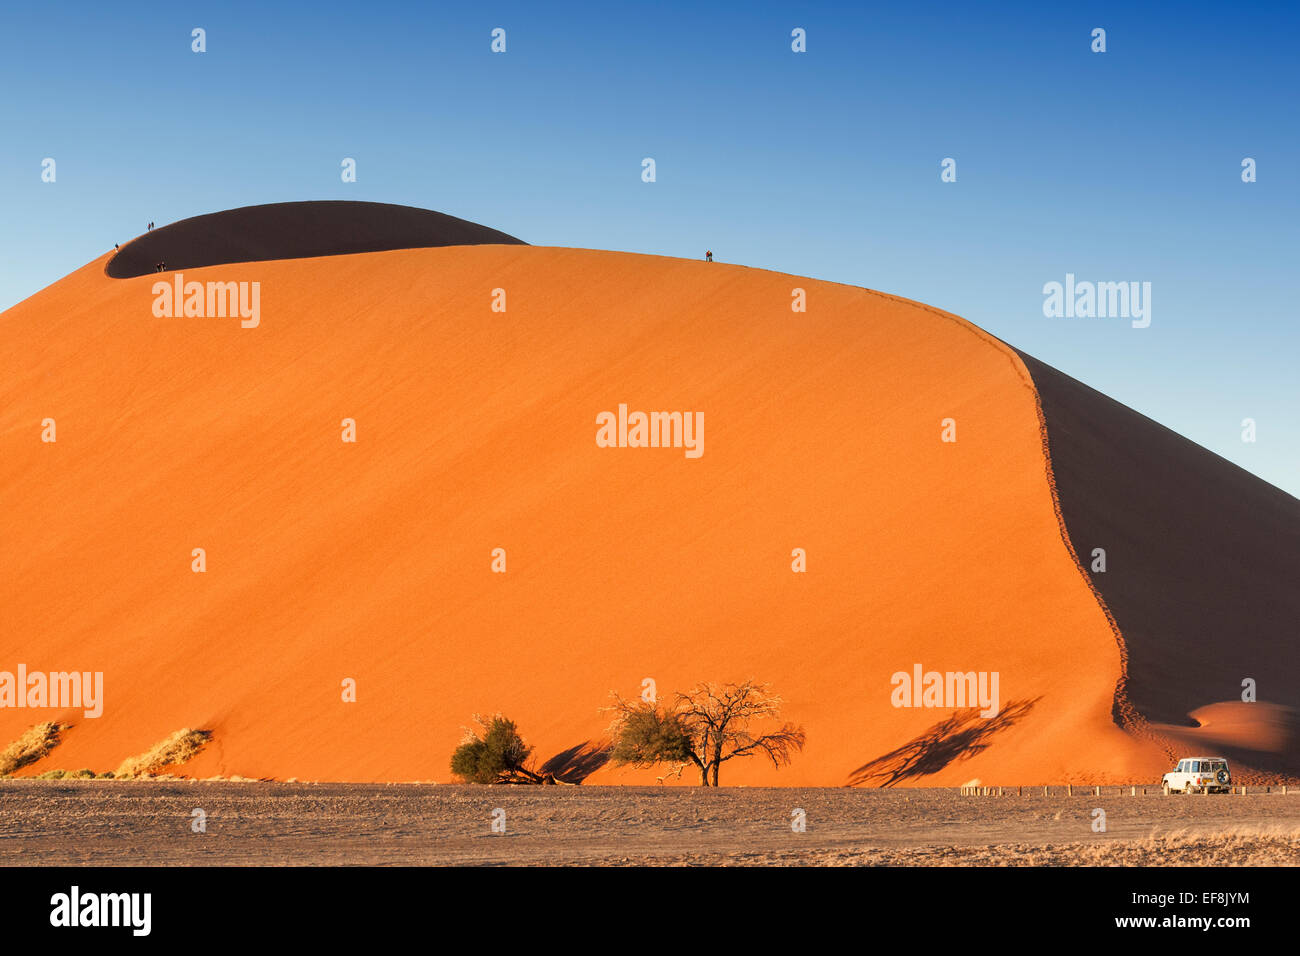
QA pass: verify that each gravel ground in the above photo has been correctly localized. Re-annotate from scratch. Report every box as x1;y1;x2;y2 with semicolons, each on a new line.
1;780;1296;866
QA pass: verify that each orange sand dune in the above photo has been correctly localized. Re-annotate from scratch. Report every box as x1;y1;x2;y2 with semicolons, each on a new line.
1;242;1172;785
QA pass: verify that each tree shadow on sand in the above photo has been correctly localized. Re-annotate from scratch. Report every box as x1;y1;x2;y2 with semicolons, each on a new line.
847;697;1041;787
539;739;613;784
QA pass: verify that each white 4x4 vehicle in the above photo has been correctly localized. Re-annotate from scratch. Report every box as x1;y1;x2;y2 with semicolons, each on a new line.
1162;757;1231;794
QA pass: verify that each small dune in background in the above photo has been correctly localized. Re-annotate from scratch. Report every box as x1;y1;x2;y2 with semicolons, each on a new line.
104;200;525;278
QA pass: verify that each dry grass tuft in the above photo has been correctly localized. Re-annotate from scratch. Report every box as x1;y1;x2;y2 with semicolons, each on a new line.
871;826;1300;867
114;729;212;779
0;722;65;776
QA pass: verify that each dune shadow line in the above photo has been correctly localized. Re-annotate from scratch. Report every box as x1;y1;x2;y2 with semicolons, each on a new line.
539;739;612;784
847;697;1040;787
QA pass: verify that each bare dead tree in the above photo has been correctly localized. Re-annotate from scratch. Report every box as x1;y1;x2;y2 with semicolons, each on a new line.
607;680;806;786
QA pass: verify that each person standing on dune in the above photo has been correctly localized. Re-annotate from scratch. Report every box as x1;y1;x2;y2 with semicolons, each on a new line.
705;250;713;262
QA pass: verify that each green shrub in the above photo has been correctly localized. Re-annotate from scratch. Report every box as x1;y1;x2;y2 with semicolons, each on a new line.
450;715;538;783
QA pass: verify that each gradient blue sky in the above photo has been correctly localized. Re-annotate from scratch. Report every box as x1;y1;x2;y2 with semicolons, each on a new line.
2;1;1296;493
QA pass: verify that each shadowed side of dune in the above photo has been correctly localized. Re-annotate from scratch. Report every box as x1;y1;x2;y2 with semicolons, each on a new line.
105;201;525;278
1015;349;1300;764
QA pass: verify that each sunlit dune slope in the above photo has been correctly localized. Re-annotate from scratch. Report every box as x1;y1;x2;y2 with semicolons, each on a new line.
1;240;1167;784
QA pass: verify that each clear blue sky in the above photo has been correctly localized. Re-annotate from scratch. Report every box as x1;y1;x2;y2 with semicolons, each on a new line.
2;1;1296;494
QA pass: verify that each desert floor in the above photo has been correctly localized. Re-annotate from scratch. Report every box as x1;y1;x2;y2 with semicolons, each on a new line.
1;781;1297;866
